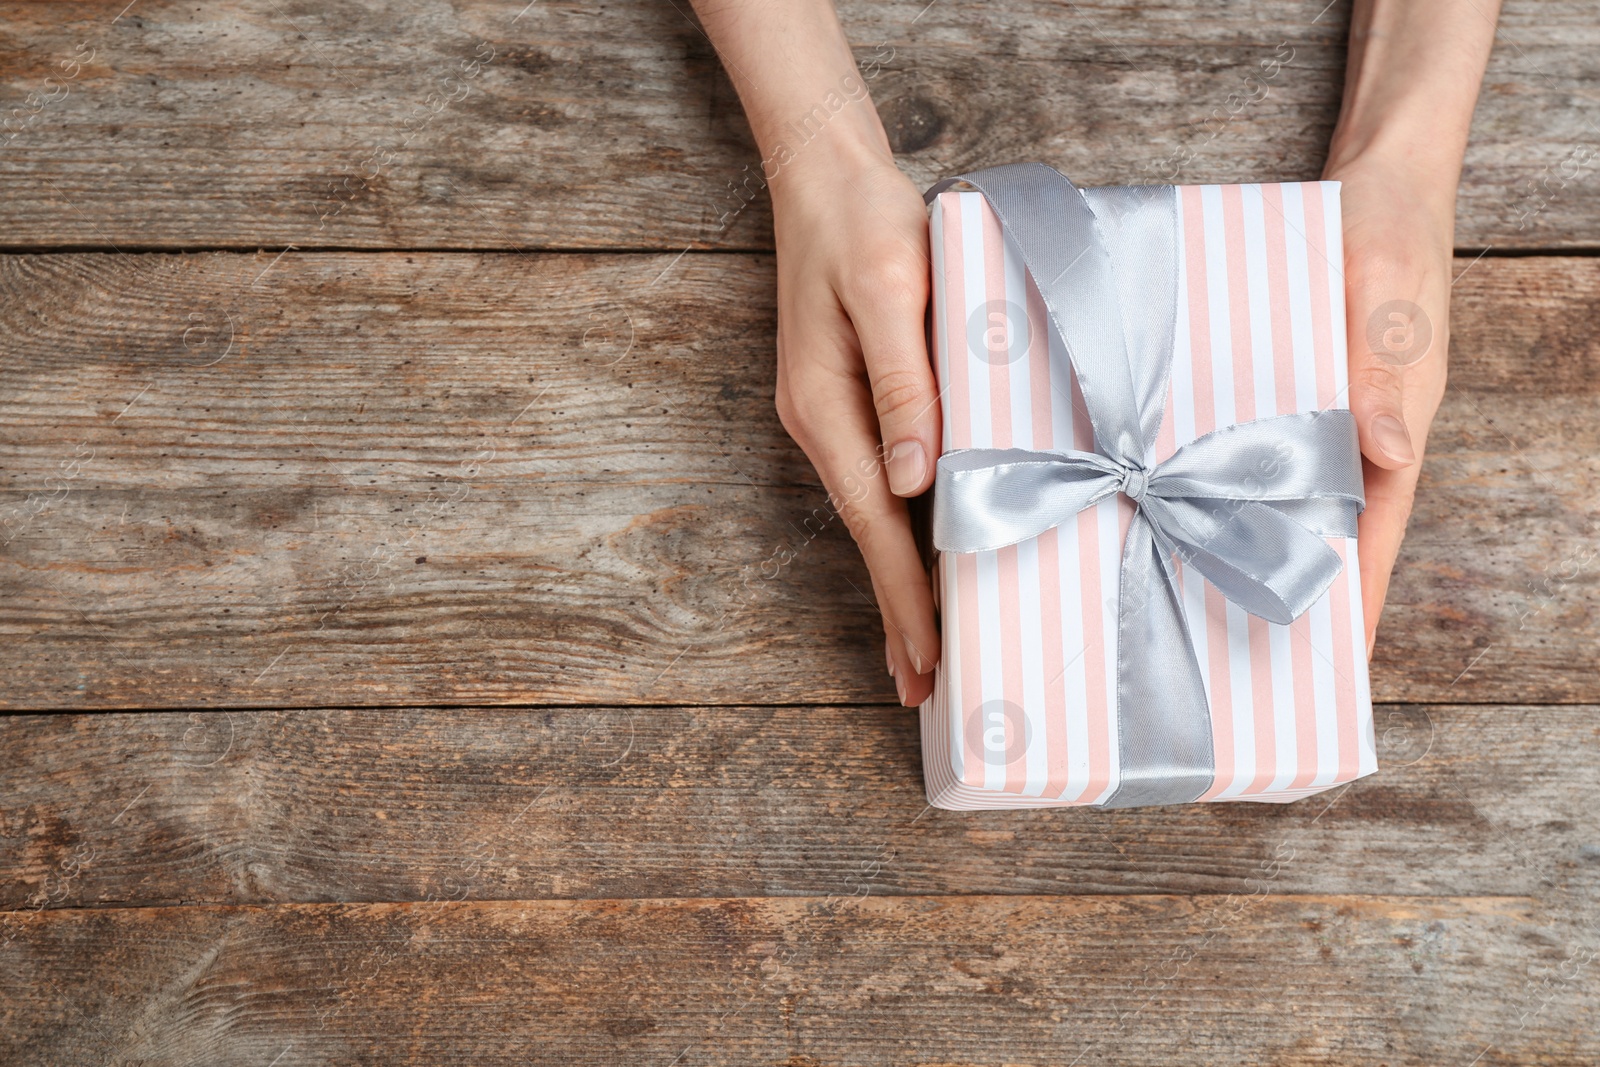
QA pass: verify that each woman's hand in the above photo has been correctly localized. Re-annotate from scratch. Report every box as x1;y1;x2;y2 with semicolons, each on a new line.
1328;154;1454;655
770;138;941;706
686;0;940;704
1324;0;1501;654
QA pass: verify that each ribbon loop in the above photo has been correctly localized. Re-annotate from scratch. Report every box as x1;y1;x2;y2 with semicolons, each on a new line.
926;164;1365;808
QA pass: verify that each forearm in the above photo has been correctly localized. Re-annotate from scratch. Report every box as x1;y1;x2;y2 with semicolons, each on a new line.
686;0;891;185
1325;0;1502;227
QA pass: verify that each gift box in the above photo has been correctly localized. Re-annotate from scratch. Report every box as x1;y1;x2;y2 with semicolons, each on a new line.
920;165;1376;810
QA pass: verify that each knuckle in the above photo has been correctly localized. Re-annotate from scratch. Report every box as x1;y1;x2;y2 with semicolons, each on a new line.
773;357;826;446
774;381;805;442
834;493;876;548
1381;492;1416;530
1367;479;1418;525
848;252;927;307
1351;363;1404;404
870;366;929;424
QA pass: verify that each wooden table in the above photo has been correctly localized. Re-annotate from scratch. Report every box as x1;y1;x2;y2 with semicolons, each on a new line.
3;1;1597;1062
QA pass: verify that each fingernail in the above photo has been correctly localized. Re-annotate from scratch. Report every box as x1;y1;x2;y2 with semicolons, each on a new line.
895;672;908;705
1370;414;1416;465
886;638;896;678
886;440;927;496
910;646;926;675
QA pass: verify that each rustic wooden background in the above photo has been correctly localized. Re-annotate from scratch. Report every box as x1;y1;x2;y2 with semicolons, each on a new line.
2;0;1597;1063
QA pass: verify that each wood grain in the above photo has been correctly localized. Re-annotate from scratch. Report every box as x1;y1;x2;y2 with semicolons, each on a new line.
0;0;1595;250
1;704;1596;909
3;252;1600;710
4;893;1595;1065
2;3;1595;1062
2;252;1598;707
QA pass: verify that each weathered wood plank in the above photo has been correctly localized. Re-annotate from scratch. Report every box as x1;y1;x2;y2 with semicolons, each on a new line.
2;252;1598;706
0;0;1595;250
1;705;1594;908
3;894;1594;1065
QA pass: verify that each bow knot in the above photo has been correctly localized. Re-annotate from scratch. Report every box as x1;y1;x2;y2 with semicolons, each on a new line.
1117;464;1149;504
930;411;1364;627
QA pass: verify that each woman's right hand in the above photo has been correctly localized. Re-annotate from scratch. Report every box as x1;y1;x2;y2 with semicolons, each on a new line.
769;135;942;706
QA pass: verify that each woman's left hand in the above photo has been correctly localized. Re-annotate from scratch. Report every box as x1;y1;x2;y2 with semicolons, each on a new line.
1325;153;1456;655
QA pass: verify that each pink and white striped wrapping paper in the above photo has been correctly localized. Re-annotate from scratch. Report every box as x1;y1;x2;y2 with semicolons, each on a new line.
921;182;1377;810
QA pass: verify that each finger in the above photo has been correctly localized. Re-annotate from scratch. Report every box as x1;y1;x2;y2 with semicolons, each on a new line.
779;360;940;695
1347;278;1442;472
831;425;938;695
1355;457;1421;657
872;568;936;707
838;253;941;499
1349;358;1419;472
1343;265;1448;650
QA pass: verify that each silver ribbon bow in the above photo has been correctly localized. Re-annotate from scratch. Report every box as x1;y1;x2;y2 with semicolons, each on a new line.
926;164;1364;808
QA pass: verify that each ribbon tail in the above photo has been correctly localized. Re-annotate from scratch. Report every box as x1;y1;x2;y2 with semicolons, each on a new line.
1102;512;1216;808
1146;496;1348;625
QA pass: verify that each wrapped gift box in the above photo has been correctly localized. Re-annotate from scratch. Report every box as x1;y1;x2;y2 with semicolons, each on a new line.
921;174;1376;809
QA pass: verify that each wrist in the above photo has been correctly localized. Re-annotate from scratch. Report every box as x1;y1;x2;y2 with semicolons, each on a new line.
1324;107;1466;201
762;114;897;206
741;57;896;202
1323;137;1460;246
1324;0;1499;233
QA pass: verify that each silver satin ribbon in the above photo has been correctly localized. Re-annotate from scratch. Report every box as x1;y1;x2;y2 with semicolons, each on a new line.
926;163;1364;808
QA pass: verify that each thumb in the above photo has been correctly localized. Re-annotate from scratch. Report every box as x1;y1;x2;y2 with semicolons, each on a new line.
1349;300;1430;471
841;259;941;499
1351;364;1417;471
